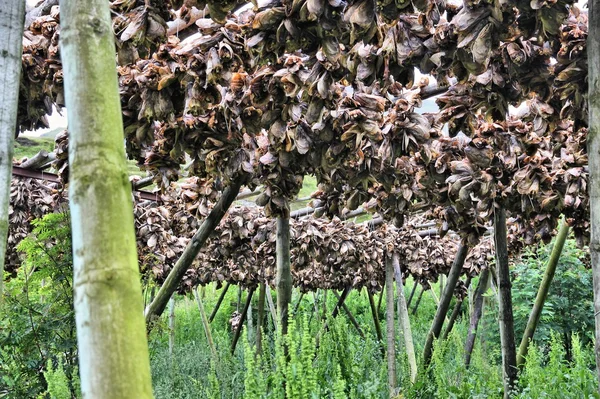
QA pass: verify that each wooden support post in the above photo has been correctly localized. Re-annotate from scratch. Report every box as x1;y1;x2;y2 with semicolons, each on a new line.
293;292;305;314
194;288;217;360
411;286;424;315
494;207;518;397
385;256;397;397
517;220;569;367
406;282;418;308
276;216;292;335
441;277;472;340
266;285;278;332
422;243;469;369
231;287;256;355
332;291;365;339
377;288;385;314
368;289;385;355
168;297;176;355
256;284;266;355
208;282;231;323
465;268;490;368
331;287;351;318
392;253;417;383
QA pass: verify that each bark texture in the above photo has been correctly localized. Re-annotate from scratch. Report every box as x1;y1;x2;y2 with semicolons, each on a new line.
494;207;518;397
385;256;397;396
422;243;468;368
0;0;25;301
60;0;153;396
465;268;489;368
145;179;243;324
588;3;600;391
392;253;417;383
517;220;569;367
276;216;292;335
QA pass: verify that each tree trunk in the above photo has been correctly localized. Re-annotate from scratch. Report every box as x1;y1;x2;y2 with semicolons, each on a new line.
385;256;397;397
422;243;468;368
194;287;217;360
588;13;600;388
276;216;292;335
465;268;489;368
0;0;25;301
494;207;518;397
60;0;153;396
256;283;266;355
517;220;569;367
392;253;417;383
145;179;243;324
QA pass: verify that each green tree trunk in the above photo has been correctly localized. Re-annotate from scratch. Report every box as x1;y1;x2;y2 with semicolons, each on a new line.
0;0;25;300
494;208;517;398
588;2;600;391
517;220;569;367
276;216;292;335
59;1;153;396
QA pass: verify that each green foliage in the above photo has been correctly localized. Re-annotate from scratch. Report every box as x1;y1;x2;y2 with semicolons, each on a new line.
0;212;79;399
12;136;55;160
43;358;73;399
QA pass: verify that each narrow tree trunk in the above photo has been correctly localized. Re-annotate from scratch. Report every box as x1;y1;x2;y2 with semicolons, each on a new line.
422;243;468;368
0;0;25;301
494;207;518;397
208;282;231;323
589;2;600;391
168;296;176;355
441;277;472;340
392;253;417;383
256;283;266;355
385;256;397;397
194;288;217;360
231;287;255;354
465;268;490;368
145;179;244;325
411;287;424;315
60;1;153;395
276;217;292;335
517;220;569;367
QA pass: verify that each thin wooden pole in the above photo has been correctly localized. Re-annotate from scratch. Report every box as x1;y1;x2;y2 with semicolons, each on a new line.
331;287;351;318
517;220;569;367
276;216;292;335
332;291;365;339
208;282;231;323
406;282;418;308
494;207;518;398
231;287;256;355
368;290;384;354
385;256;397;397
194;288;217;360
441;277;472;340
266;285;278;332
392;253;417;383
293;292;305;314
465;268;490;368
411;287;425;315
256;284;266;355
377;288;385;314
168;297;176;356
422;243;469;368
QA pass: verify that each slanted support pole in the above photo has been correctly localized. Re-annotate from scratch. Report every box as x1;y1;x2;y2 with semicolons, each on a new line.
385;255;397;397
231;287;256;355
368;290;385;356
256;283;266;355
208;282;231;323
194;287;217;360
392;253;417;383
276;216;292;335
465;268;490;368
422;243;469;368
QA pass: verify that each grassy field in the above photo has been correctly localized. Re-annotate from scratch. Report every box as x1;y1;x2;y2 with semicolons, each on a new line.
13;136;55;160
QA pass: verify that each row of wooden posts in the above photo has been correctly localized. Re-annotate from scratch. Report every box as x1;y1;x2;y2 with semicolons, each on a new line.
152;217;569;398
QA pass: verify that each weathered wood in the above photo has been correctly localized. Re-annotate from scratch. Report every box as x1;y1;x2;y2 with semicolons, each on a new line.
441;277;472;340
168;297;176;355
266;285;278;332
392;253;417;383
465;268;489;368
293;292;305;314
256;283;266;355
276;216;293;335
494;207;517;397
588;3;600;389
368;290;384;347
517;220;569;367
422;243;468;368
145;178;244;325
194;288;217;360
208;282;231;323
385;256;397;397
19;150;56;170
60;0;153;395
406;282;418;308
0;0;25;302
332;291;365;339
411;286;425;315
231;287;256;354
